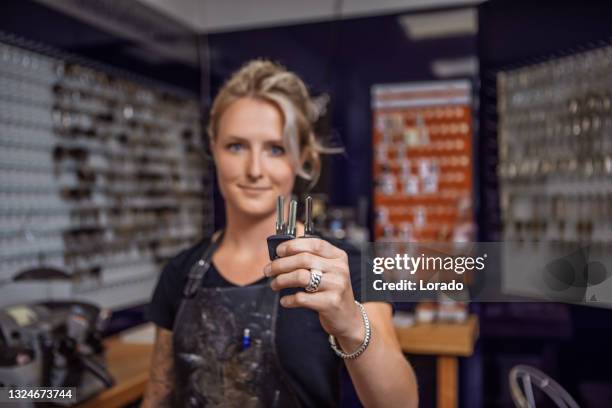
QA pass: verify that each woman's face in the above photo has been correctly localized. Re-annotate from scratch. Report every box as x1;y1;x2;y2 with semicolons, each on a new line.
212;97;296;218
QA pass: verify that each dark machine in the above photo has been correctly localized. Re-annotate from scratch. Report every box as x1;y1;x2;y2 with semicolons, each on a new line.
0;301;114;406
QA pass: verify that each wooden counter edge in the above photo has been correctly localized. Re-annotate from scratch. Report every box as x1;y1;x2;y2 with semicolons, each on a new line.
77;335;153;408
394;315;479;357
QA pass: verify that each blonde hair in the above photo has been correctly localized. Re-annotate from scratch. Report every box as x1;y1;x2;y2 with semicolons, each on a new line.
208;59;337;186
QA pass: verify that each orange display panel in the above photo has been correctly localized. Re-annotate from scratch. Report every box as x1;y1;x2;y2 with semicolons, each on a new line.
372;81;475;242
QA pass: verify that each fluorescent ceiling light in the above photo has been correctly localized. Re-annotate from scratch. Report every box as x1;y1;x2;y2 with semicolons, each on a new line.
399;8;478;40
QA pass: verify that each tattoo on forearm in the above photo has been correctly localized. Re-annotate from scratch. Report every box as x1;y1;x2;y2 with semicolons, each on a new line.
142;328;174;407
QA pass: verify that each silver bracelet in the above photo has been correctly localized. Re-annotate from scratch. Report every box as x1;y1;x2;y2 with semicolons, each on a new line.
328;300;371;359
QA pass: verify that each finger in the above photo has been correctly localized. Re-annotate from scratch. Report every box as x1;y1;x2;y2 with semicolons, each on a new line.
271;269;343;292
266;253;344;278
280;291;343;312
277;238;346;260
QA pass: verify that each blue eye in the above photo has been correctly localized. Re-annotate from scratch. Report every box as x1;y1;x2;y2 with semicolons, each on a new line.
227;143;242;152
270;145;285;156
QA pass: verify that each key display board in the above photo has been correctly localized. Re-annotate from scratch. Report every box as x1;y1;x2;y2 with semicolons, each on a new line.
372;80;475;242
497;45;612;246
0;39;213;309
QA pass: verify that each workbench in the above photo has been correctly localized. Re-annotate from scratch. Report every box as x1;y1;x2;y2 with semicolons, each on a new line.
395;315;479;408
77;329;154;408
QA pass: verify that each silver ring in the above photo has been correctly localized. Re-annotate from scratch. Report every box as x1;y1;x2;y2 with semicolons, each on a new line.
305;269;322;293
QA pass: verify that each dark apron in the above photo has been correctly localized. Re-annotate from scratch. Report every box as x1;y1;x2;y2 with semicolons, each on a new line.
172;234;301;408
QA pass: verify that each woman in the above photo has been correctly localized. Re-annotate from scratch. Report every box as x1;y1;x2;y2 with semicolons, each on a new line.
142;60;418;407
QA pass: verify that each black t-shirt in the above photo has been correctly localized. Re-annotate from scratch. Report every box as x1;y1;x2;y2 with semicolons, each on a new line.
147;236;373;408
